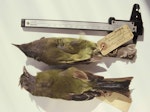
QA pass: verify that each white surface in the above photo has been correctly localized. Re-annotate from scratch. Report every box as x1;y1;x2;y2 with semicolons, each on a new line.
0;0;150;112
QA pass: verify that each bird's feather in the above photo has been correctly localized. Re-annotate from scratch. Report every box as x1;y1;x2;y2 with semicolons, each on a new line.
20;67;133;101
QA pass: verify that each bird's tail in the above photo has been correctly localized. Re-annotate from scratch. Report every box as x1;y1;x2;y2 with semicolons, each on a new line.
19;67;35;94
94;77;133;97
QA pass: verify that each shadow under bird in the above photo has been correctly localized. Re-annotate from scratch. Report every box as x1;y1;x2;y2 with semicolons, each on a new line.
20;67;133;101
13;37;136;66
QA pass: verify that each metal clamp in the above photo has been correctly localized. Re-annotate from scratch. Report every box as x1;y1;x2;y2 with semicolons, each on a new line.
109;4;143;43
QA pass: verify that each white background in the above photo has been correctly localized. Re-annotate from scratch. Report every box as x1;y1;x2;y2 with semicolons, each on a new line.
0;0;150;112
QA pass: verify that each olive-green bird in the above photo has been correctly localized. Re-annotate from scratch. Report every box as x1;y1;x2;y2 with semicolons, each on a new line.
13;37;136;66
20;67;133;101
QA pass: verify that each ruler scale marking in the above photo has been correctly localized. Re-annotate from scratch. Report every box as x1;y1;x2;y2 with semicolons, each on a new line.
22;19;136;32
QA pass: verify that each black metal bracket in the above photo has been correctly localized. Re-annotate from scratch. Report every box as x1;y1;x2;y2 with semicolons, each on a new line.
109;4;143;43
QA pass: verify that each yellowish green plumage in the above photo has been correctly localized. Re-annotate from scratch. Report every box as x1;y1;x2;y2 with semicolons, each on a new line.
15;38;97;65
13;37;136;66
20;67;132;101
35;67;92;99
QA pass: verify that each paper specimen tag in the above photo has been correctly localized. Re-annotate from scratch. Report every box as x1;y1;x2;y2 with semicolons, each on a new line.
97;25;134;55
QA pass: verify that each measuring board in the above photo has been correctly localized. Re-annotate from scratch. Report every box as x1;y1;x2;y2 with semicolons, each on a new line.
21;4;143;43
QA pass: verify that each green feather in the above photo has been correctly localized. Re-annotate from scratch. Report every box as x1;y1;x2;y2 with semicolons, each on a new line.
35;67;92;99
20;67;132;101
14;37;97;65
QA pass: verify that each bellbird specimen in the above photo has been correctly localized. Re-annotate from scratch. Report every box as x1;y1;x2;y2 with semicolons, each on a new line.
13;37;136;66
20;67;133;101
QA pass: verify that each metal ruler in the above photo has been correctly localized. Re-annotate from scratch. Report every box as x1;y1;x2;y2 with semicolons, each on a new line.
21;19;136;32
21;4;143;43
